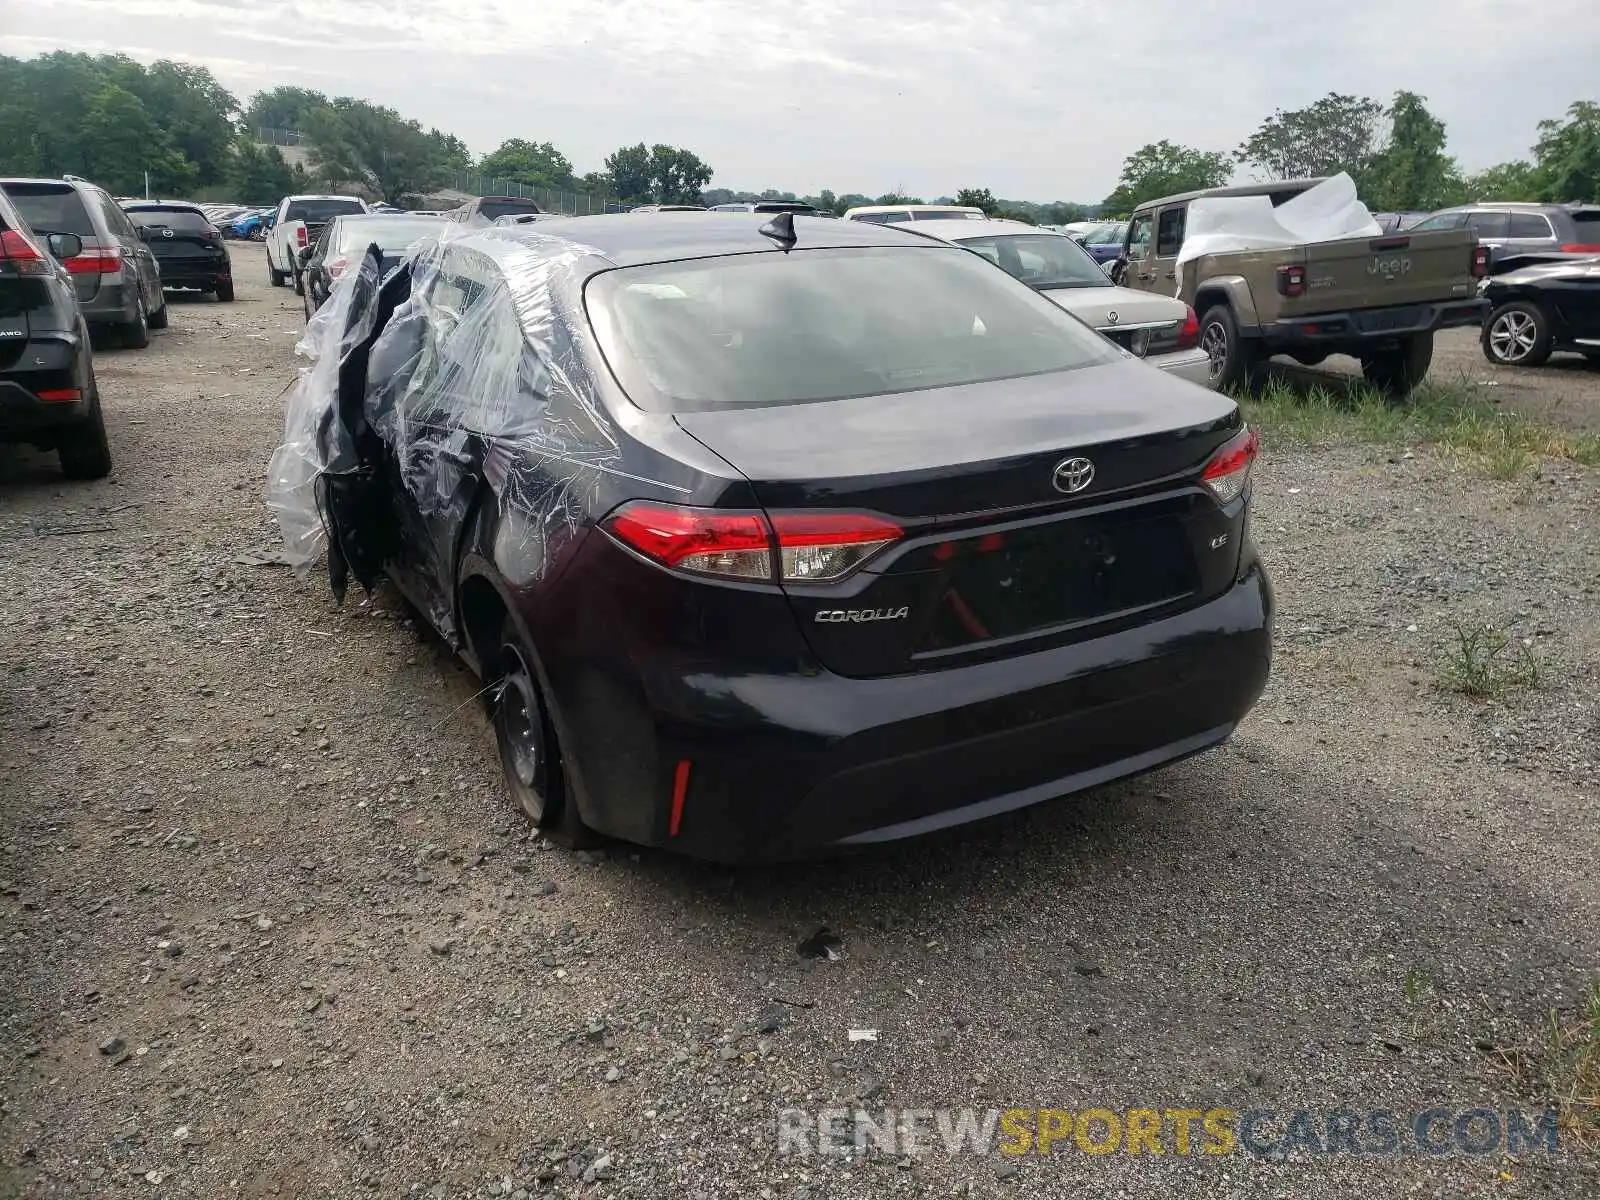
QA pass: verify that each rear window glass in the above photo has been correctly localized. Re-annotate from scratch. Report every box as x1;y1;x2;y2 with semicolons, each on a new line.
1571;210;1600;229
285;199;365;223
3;184;94;236
911;210;983;221
477;199;542;216
334;216;448;252
851;211;909;224
127;208;214;233
591;245;1119;412
954;233;1109;288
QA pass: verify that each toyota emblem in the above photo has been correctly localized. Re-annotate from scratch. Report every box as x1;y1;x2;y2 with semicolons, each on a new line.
1106;309;1119;325
1052;457;1095;494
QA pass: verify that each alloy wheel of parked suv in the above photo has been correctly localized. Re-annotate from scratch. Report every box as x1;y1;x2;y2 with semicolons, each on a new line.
1482;301;1553;367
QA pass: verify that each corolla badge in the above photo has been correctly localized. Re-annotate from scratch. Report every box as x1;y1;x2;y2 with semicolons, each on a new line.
1052;456;1096;494
815;608;909;624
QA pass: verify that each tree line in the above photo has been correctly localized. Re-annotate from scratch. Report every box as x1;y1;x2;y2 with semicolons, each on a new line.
1101;92;1600;218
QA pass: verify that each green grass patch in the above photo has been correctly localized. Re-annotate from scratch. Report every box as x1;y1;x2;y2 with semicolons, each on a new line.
1236;373;1600;475
1492;979;1600;1153
1435;619;1543;699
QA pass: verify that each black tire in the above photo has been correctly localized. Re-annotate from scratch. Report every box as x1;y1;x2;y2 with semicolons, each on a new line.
1361;332;1434;395
491;617;598;849
147;292;168;330
1482;301;1553;368
214;279;235;302
120;297;150;350
268;253;285;287
292;269;305;296
1197;304;1266;392
57;385;112;480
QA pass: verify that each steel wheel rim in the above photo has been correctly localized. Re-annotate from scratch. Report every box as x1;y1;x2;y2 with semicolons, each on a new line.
498;651;541;789
1489;311;1537;362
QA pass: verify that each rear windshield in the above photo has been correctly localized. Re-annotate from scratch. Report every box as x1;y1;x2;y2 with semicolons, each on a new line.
285;198;365;223
1572;210;1600;230
127;208;213;233
1080;224;1126;245
477;199;542;216
3;183;94;236
592;245;1119;412
954;233;1109;289
335;216;448;253
911;210;983;221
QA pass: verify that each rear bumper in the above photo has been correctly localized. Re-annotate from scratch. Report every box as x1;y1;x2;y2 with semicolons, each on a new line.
79;278;135;326
551;561;1273;862
0;333;93;441
1150;346;1213;388
1257;297;1486;347
159;264;230;289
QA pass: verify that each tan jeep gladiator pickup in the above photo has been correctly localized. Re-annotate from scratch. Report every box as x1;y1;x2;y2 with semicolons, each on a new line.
1110;179;1489;392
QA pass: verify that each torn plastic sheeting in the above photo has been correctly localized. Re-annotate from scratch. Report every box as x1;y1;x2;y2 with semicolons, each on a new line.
266;222;668;642
1173;173;1382;292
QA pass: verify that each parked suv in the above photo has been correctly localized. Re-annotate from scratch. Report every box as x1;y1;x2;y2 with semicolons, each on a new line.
0;177;166;347
123;202;234;301
1409;202;1600;272
0;185;110;478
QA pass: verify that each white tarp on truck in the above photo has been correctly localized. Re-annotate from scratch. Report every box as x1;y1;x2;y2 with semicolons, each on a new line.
1173;173;1382;292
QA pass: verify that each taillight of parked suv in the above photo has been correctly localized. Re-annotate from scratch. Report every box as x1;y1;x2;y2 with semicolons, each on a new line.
0;229;53;277
63;241;122;276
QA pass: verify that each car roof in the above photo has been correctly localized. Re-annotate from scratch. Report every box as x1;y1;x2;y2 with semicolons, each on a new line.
842;204;985;218
1133;178;1326;213
462;212;935;270
0;176;102;191
284;194;365;203
885;217;1047;242
123;200;205;212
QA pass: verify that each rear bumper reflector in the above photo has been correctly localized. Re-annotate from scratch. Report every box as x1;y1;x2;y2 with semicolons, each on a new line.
35;388;82;403
669;759;692;837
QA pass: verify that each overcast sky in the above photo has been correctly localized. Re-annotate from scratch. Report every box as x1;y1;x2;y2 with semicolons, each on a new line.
3;0;1595;201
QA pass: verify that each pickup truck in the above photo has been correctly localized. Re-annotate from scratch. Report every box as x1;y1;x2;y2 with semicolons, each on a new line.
265;195;368;294
1111;178;1488;392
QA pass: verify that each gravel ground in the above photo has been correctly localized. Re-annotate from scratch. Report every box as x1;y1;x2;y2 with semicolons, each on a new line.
2;244;1596;1199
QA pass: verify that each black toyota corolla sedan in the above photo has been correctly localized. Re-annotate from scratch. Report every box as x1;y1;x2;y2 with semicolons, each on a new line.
274;214;1272;861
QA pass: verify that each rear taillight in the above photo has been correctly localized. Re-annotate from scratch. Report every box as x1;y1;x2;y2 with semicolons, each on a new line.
1471;245;1490;279
1560;243;1600;253
64;243;122;275
1275;264;1306;297
603;502;902;583
1200;428;1259;505
0;229;52;276
1174;305;1200;351
296;226;308;248
327;257;349;279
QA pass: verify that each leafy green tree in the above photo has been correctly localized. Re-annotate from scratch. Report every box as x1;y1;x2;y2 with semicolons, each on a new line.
875;191;922;205
603;143;713;205
834;193;872;214
243;86;328;133
1531;101;1600;202
1362;92;1464;210
1236;92;1387;182
954;187;999;215
1102;140;1231;216
477;139;574;190
604;143;653;202
77;83;194;195
230;139;300;202
1462;160;1541;202
132;61;238;185
302;99;466;202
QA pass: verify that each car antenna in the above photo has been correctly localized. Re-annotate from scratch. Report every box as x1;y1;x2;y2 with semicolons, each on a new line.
758;210;797;251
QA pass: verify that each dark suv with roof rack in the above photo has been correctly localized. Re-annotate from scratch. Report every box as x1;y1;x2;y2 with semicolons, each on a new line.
0;185;110;478
0;176;166;348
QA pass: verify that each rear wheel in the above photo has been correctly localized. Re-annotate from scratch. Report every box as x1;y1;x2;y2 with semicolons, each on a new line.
1361;332;1434;395
214;279;235;302
292;269;305;296
120;296;150;350
1198;304;1267;392
268;253;285;287
147;291;168;330
1482;302;1552;367
57;385;111;480
491;617;598;849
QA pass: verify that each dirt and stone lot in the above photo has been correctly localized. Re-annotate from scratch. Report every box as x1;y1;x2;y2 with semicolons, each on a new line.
2;244;1596;1198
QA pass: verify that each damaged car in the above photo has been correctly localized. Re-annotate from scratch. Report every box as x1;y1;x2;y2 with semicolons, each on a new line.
268;214;1273;862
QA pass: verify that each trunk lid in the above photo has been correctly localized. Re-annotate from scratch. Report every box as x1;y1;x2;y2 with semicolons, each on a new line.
1040;284;1184;355
1285;228;1480;316
676;359;1248;677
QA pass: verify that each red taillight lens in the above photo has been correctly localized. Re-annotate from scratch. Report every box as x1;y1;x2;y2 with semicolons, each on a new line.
1175;305;1200;351
1201;428;1259;504
0;229;51;276
327;257;349;279
64;243;122;275
35;387;82;402
296;226;308;248
603;502;902;583
1275;263;1306;297
1471;245;1490;279
1560;243;1600;253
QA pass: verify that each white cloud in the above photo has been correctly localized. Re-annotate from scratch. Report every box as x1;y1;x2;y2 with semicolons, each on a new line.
5;0;1596;200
